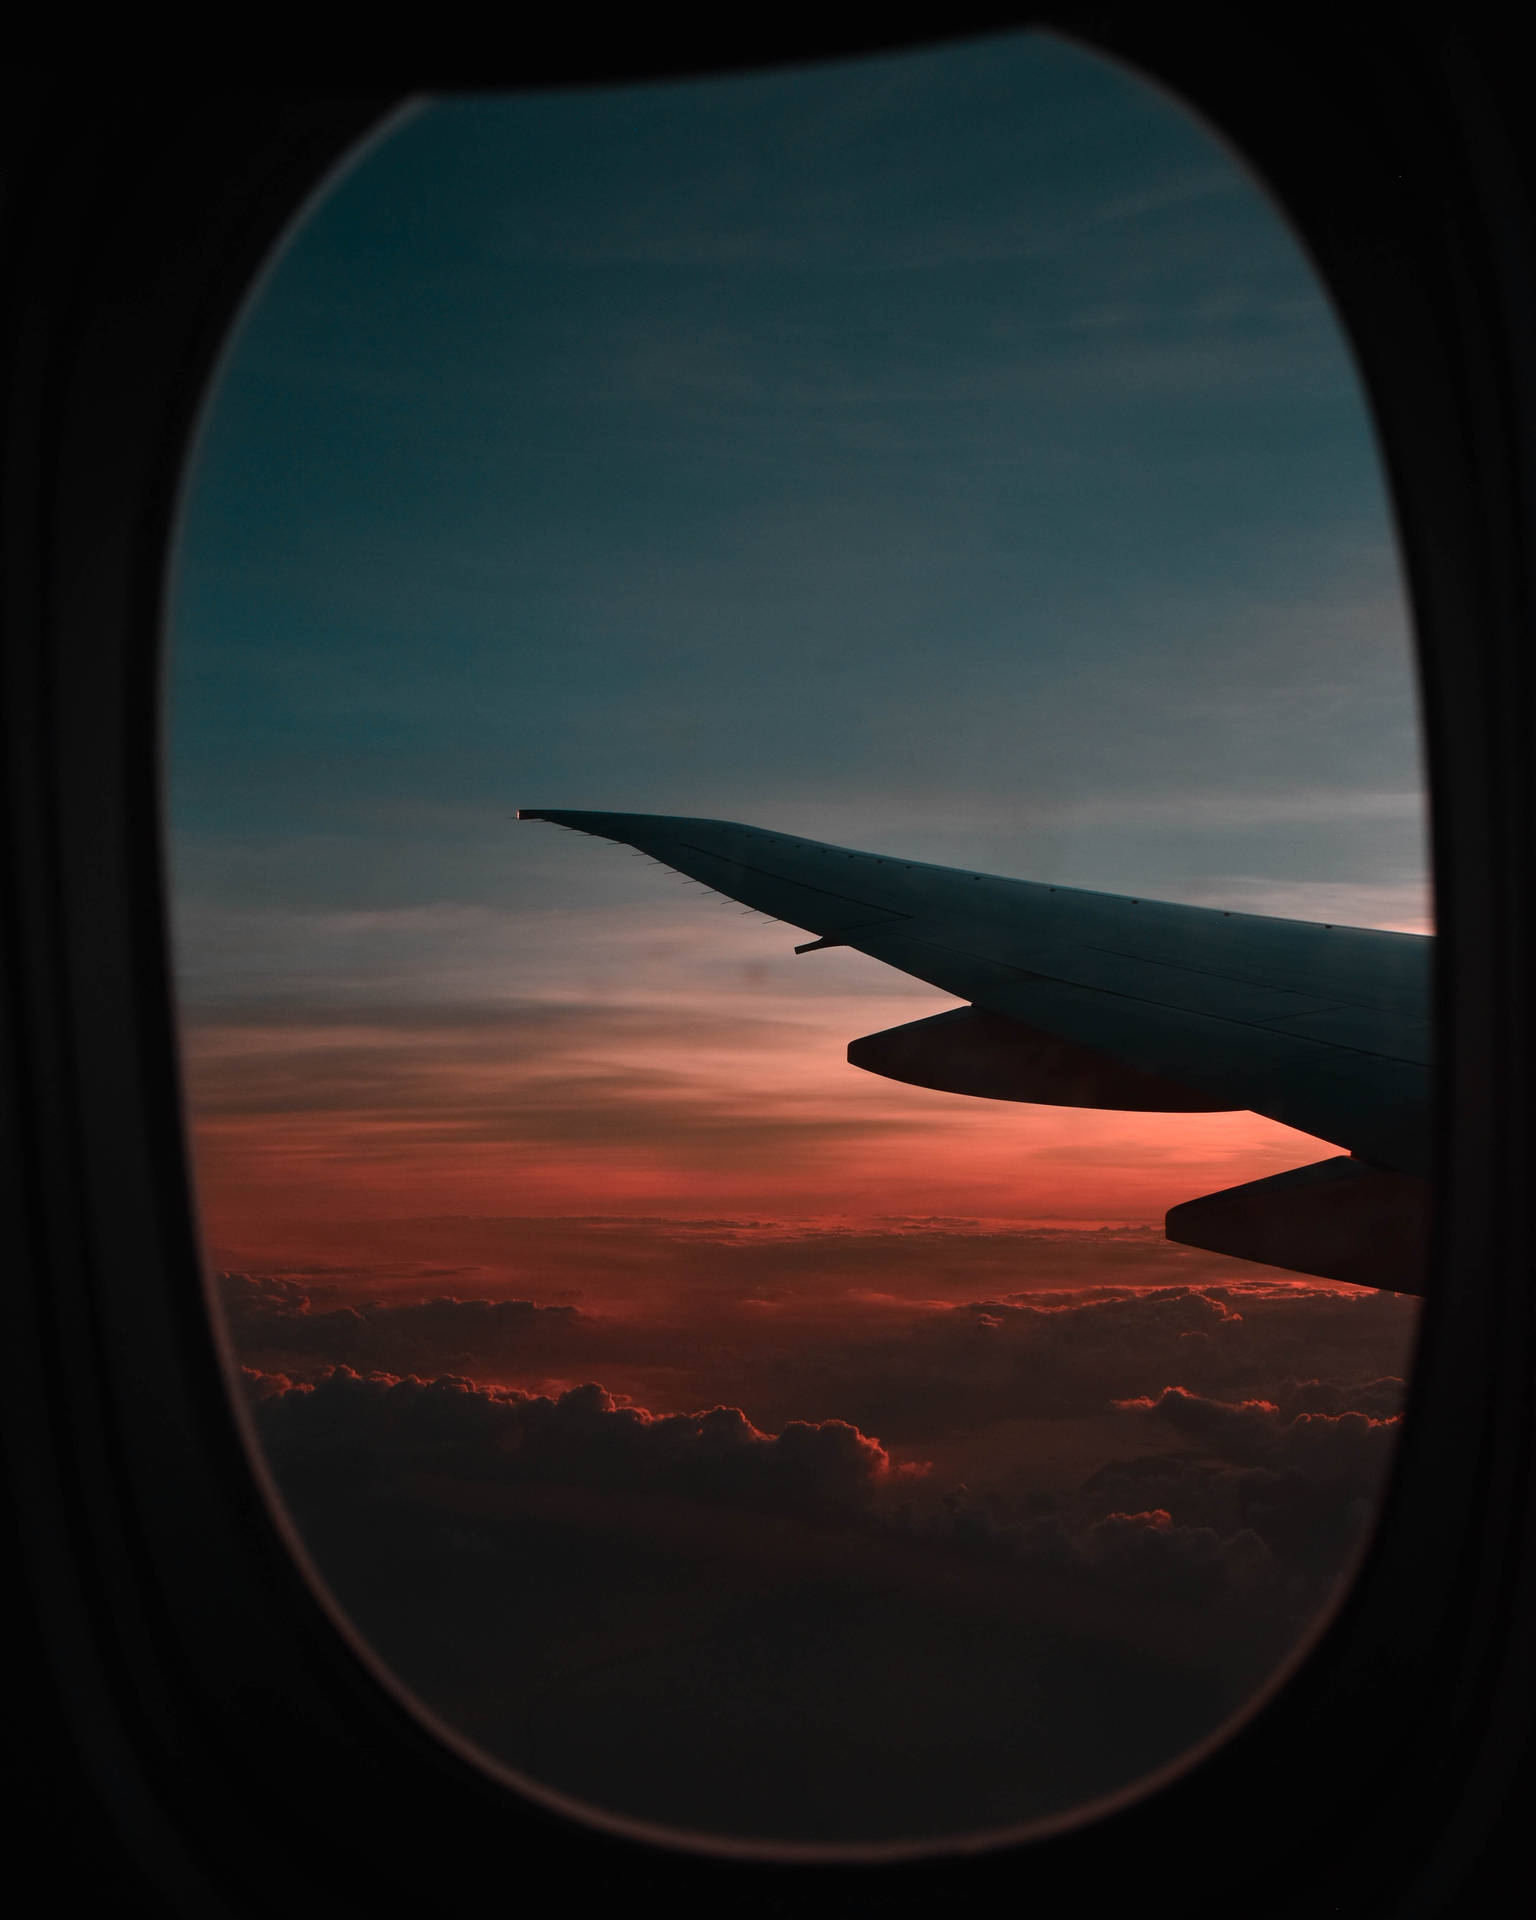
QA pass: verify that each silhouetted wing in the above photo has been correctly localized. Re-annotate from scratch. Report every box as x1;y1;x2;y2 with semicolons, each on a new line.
521;810;1432;1290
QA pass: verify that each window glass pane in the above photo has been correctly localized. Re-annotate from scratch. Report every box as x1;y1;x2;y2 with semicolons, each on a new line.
169;28;1427;1851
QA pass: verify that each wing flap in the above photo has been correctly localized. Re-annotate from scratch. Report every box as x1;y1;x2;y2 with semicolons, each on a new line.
1166;1156;1430;1295
848;1005;1232;1111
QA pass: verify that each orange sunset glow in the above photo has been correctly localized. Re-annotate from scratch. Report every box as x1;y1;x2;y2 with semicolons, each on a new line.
182;907;1341;1289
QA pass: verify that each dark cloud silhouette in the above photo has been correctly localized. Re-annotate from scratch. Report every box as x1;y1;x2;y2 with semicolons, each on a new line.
238;1300;1410;1844
222;1271;585;1378
218;1263;1416;1447
664;1279;1413;1455
1079;1507;1275;1598
1123;1381;1401;1477
1079;1385;1404;1580
256;1368;892;1522
217;1248;1418;1843
1118;1384;1292;1464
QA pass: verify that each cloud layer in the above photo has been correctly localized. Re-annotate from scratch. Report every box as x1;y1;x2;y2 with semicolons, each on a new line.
231;1257;1416;1844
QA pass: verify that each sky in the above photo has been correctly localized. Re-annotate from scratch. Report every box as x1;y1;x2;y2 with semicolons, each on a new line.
167;29;1426;1849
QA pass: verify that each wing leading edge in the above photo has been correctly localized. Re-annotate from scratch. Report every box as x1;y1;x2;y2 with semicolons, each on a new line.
520;809;1431;1294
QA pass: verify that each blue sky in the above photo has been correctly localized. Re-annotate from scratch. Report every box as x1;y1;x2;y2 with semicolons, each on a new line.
169;29;1423;940
166;29;1427;1241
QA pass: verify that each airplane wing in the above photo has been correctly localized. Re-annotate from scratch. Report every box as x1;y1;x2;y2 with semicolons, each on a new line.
519;809;1432;1294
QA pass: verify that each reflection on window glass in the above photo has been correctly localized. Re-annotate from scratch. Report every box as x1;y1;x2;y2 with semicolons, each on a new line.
169;30;1427;1850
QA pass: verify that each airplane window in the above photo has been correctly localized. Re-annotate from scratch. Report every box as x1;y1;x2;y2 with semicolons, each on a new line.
167;29;1428;1853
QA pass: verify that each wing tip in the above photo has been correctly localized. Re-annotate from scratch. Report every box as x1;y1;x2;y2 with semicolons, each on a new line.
517;808;588;827
515;807;658;840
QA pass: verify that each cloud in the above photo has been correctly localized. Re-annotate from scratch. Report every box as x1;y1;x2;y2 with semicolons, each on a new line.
1093;1383;1404;1579
740;1280;1416;1453
216;1264;1418;1482
1078;1508;1275;1598
255;1369;892;1523
222;1271;586;1377
1118;1384;1289;1463
243;1327;1408;1593
1124;1382;1402;1474
238;1364;295;1404
235;1296;1412;1845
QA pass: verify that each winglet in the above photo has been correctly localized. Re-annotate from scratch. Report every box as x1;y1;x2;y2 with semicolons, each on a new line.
516;808;660;835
